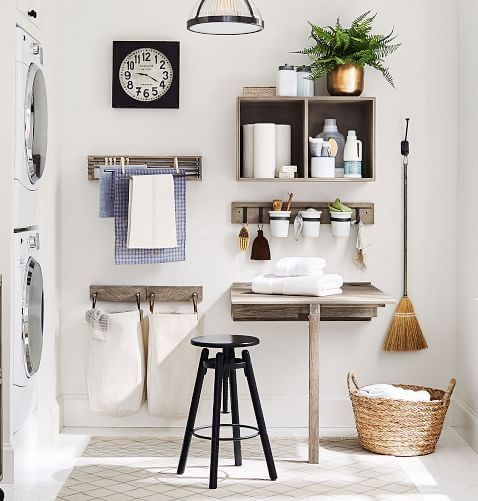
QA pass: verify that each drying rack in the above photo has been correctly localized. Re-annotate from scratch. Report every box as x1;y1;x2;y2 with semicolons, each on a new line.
87;155;202;181
90;285;203;313
231;202;374;225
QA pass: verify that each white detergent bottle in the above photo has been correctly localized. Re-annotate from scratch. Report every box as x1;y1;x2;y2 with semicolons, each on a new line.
344;130;362;178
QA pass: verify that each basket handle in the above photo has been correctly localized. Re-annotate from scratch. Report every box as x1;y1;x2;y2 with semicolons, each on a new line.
442;378;457;406
347;373;360;394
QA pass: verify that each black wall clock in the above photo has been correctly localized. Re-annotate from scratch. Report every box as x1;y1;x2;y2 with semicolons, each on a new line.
112;41;180;108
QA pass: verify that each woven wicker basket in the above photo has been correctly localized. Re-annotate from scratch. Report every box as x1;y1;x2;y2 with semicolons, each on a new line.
348;373;456;457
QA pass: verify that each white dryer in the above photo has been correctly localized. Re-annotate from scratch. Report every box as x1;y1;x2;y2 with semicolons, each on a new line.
14;27;48;229
13;228;44;433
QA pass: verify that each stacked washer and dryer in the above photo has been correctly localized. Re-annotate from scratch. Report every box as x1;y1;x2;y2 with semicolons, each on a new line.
12;26;48;434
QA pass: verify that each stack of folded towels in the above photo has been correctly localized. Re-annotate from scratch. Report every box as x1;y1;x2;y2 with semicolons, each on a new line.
252;257;343;297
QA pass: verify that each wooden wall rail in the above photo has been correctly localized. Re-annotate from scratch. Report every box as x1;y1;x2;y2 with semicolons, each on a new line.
87;155;202;181
231;202;374;225
90;285;203;303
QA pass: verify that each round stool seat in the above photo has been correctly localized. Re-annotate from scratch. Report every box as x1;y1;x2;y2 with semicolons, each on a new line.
191;335;259;349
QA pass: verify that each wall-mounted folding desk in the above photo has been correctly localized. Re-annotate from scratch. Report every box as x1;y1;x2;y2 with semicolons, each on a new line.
230;282;396;464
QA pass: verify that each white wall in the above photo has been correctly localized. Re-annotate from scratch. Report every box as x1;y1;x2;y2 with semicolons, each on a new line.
456;0;478;452
57;0;458;429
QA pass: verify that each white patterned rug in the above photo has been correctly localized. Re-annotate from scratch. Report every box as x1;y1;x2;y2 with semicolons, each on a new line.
57;437;420;500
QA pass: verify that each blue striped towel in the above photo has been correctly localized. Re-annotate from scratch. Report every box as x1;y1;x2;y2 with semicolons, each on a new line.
113;168;186;265
99;165;147;218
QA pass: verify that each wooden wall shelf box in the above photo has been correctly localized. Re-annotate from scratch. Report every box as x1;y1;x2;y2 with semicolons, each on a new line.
237;96;375;182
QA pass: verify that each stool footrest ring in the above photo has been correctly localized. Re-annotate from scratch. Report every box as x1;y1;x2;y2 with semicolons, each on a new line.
192;424;259;442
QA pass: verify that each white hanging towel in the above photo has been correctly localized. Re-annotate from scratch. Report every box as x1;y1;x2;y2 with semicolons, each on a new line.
127;174;177;249
87;310;145;416
147;313;199;417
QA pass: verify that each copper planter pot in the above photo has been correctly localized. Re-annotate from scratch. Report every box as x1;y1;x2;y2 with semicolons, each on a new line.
327;64;364;96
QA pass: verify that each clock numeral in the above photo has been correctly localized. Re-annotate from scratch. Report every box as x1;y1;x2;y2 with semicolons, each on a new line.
134;54;141;64
127;61;135;70
136;87;142;97
152;87;158;97
163;71;169;80
143;89;150;99
124;71;131;80
159;60;166;70
143;52;151;62
127;81;134;90
159;80;166;89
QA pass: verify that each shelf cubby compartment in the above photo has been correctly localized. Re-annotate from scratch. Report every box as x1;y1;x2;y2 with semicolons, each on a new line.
237;96;375;182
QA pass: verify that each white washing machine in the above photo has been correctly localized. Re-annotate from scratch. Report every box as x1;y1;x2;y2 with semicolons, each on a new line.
14;27;48;230
13;228;44;433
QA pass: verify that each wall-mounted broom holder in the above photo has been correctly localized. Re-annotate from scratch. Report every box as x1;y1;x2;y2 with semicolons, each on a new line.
231;202;374;225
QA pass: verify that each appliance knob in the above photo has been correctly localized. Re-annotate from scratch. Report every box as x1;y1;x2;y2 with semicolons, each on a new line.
32;42;40;55
28;9;38;19
28;235;37;249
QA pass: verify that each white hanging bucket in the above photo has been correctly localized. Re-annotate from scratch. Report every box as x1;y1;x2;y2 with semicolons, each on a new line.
330;211;352;238
269;211;291;238
300;210;322;238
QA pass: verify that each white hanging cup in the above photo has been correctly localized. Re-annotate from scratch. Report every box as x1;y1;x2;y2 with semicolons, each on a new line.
300;210;322;238
330;211;353;238
269;211;291;238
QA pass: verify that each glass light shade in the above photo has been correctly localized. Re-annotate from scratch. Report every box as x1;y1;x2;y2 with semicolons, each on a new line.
187;0;264;35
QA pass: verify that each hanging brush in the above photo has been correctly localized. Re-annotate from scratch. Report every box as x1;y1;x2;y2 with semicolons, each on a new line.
383;118;428;352
251;208;271;261
238;207;250;251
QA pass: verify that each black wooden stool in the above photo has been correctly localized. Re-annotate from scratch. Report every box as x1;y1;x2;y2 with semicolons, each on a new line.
177;335;277;489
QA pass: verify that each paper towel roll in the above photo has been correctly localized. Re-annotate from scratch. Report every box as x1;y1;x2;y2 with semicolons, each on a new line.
242;124;254;178
276;124;292;175
253;124;276;179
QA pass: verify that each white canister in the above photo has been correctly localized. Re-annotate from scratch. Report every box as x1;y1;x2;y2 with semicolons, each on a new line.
311;157;335;178
269;211;291;238
330;211;352;238
296;65;314;97
277;64;297;97
300;210;322;238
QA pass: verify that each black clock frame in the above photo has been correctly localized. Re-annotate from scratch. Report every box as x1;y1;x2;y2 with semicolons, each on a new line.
112;41;180;109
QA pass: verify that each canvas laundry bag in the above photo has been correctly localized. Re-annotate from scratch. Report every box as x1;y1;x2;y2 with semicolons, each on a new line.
147;313;199;417
87;310;145;416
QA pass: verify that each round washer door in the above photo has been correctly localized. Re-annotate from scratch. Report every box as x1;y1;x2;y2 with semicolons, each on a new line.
24;63;48;185
22;257;44;378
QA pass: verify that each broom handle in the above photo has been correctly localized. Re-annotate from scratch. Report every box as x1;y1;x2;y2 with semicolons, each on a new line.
402;119;410;298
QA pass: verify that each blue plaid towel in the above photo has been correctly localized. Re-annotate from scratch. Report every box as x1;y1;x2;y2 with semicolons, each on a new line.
113;168;186;265
99;165;147;218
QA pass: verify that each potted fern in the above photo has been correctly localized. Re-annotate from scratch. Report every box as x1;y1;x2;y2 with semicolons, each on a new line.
299;12;400;96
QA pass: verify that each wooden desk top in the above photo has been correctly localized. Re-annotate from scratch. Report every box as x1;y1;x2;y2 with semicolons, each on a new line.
231;282;397;306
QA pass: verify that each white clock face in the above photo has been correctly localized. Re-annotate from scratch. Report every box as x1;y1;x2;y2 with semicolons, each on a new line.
119;48;174;102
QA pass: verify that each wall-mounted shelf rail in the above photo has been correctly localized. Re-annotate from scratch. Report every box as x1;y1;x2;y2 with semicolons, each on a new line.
90;285;203;303
87;155;202;181
231;202;374;225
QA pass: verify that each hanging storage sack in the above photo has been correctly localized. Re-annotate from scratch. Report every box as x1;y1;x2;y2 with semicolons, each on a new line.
87;310;145;416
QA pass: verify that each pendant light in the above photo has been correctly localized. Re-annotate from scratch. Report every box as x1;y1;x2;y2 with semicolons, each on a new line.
187;0;264;35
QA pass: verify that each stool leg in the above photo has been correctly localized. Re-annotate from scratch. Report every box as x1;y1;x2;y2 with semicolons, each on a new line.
177;348;209;475
229;357;242;467
242;350;277;481
222;373;229;414
210;352;224;489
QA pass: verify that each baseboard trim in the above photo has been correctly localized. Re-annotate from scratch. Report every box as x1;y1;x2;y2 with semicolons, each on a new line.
454;396;478;452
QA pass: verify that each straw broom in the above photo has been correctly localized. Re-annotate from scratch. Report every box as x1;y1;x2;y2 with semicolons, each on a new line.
383;119;428;352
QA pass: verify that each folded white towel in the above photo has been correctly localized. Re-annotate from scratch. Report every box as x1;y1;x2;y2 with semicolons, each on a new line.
252;274;343;297
282;274;343;296
357;384;431;402
127;174;177;249
274;257;326;277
